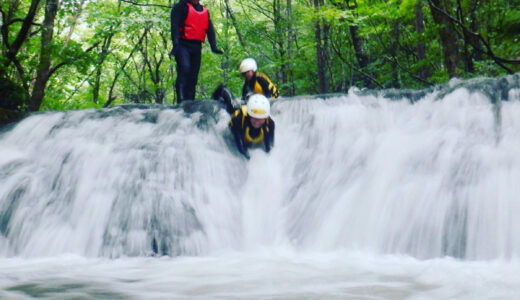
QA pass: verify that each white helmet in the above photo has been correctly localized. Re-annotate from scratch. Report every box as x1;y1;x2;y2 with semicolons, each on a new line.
239;58;257;73
247;94;270;119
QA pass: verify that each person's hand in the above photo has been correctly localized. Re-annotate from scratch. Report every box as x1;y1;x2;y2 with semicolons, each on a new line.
243;151;250;160
243;92;254;103
211;47;223;55
239;148;250;160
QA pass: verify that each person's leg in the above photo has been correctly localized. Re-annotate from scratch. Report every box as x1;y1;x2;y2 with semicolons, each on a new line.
211;83;235;114
174;46;191;103
185;48;201;100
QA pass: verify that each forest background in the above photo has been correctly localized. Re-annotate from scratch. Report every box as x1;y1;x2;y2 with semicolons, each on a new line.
1;0;519;118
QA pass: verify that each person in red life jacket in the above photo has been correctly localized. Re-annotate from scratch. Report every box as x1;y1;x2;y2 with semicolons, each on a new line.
239;58;279;102
171;0;223;103
229;94;275;160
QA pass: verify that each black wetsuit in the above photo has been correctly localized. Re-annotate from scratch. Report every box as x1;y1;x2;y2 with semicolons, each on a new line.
229;106;275;159
170;0;220;102
241;72;280;101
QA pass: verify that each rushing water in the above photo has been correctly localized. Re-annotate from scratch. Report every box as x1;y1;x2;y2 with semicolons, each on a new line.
1;75;520;299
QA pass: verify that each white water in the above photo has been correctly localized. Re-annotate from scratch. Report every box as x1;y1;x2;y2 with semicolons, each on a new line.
1;78;520;298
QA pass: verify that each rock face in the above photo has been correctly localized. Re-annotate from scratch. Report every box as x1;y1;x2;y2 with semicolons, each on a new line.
0;78;27;125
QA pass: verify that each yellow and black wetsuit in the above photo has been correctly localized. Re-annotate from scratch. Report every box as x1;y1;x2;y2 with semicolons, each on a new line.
229;105;275;159
241;72;279;101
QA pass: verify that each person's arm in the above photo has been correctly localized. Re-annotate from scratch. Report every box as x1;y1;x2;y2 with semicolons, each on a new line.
229;113;250;159
170;2;187;55
264;119;275;152
241;82;249;101
256;75;272;98
206;14;223;54
233;130;250;159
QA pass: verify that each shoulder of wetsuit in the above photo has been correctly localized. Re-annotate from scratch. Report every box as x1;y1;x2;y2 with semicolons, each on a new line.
172;1;189;20
268;117;275;128
174;0;188;10
230;108;241;119
193;2;205;11
256;72;274;84
229;107;243;128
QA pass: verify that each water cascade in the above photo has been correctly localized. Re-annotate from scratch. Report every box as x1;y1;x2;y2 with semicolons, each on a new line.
1;75;520;261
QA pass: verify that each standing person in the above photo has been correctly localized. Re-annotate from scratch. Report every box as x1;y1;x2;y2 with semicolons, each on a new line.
171;0;223;103
239;58;279;102
229;94;275;159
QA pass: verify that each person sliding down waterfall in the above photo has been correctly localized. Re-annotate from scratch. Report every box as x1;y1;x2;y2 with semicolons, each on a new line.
211;84;275;159
228;94;275;160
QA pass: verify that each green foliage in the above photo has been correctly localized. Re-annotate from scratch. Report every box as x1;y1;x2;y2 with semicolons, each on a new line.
1;0;519;111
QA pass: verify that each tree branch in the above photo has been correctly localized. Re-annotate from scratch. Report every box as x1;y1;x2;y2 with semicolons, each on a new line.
427;0;519;73
364;17;434;86
13;57;30;92
223;0;246;47
331;41;384;89
48;41;100;78
121;68;140;88
385;55;434;86
65;67;97;102
237;1;276;46
7;18;40;27
104;28;149;108
4;0;42;67
247;1;274;22
120;0;171;8
0;5;10;49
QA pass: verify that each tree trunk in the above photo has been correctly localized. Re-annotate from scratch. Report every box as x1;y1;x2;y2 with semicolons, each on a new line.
346;0;372;87
349;25;368;68
274;0;287;90
390;22;400;88
60;0;86;53
93;34;113;104
28;0;59;111
286;0;295;96
313;0;327;93
415;0;430;80
93;1;121;104
468;0;483;61
323;21;332;88
457;0;474;73
428;0;460;78
141;32;165;104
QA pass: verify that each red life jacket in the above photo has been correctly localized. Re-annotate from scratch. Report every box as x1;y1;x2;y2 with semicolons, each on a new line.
180;2;209;42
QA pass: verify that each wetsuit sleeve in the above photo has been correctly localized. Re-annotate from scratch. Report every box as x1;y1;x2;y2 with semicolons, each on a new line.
170;2;188;47
265;118;275;152
241;82;249;101
206;13;218;51
229;112;250;159
256;75;272;98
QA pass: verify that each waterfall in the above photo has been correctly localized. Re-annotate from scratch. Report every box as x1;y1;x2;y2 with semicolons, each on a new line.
1;75;520;260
